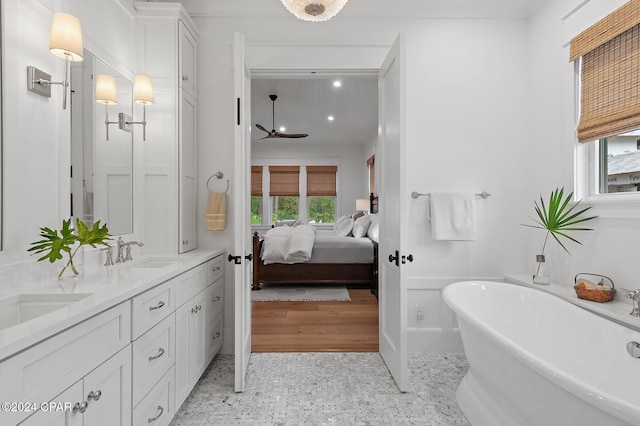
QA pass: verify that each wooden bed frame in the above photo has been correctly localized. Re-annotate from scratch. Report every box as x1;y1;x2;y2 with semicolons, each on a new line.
252;194;379;293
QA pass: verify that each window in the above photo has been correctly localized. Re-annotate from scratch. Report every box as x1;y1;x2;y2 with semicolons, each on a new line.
571;1;640;197
598;132;640;193
306;166;337;223
269;166;300;222
251;166;263;224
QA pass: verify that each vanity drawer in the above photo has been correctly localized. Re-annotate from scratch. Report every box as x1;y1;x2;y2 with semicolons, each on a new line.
206;255;224;285
206;313;223;364
175;264;207;307
132;313;175;407
132;279;176;339
205;280;223;325
132;366;175;426
0;301;130;425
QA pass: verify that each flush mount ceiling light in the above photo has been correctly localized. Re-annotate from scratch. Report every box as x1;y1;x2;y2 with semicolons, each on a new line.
280;0;349;22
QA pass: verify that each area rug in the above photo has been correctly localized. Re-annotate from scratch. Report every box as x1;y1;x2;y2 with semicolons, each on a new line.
251;284;351;302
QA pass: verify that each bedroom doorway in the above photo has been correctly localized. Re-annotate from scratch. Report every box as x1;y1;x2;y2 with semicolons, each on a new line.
234;34;408;392
249;70;380;353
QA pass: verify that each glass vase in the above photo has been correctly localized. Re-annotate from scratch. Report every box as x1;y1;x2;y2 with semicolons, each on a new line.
532;254;549;285
57;247;84;280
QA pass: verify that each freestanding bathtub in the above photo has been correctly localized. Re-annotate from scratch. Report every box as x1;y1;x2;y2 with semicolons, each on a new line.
443;281;640;426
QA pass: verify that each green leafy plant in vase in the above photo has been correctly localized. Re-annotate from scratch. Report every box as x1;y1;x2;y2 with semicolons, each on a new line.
523;187;597;285
28;219;111;279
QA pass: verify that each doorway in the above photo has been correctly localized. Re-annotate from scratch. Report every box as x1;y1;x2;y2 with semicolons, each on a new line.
249;73;379;352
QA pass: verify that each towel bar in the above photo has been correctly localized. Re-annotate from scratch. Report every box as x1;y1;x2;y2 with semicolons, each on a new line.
411;191;491;199
207;172;229;193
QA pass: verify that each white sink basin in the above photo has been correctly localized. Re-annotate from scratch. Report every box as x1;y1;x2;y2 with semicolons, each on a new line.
0;293;92;331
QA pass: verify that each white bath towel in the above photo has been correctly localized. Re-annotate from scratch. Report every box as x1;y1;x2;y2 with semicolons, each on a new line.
428;193;477;241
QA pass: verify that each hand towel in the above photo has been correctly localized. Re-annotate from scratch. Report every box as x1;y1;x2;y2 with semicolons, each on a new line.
428;193;477;241
205;192;226;231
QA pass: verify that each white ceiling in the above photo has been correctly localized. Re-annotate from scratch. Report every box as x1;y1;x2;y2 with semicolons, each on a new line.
158;0;548;19
251;77;378;145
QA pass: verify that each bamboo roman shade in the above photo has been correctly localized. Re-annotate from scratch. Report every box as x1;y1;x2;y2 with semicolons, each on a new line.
251;166;262;196
306;166;337;196
269;166;300;196
570;0;640;143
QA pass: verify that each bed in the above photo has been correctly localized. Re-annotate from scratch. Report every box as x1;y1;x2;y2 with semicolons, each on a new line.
251;194;379;295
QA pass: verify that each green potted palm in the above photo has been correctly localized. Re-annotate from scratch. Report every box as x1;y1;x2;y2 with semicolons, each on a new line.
523;187;597;284
29;219;110;279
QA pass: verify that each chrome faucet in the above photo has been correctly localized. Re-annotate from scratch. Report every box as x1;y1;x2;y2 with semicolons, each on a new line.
102;246;114;266
115;237;145;263
625;289;640;317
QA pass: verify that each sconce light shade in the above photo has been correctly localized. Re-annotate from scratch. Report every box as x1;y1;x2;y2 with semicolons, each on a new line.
356;198;369;212
280;0;349;22
134;75;154;105
49;13;84;61
95;74;118;105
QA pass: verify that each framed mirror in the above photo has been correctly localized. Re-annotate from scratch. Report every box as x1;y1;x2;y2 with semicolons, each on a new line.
70;51;133;235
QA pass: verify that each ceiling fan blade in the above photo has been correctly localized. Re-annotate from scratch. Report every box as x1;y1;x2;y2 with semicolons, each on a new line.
255;124;271;134
275;132;308;138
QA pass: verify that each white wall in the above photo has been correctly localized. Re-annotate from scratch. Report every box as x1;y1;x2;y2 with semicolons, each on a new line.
193;15;533;353
525;0;640;296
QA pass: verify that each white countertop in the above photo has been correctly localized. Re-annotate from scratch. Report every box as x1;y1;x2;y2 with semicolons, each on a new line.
0;248;225;362
505;273;640;332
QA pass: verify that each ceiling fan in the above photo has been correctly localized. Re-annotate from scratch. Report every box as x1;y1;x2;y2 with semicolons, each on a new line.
255;94;308;139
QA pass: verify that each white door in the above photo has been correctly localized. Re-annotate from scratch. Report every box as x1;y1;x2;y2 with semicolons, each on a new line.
233;32;253;392
378;35;408;392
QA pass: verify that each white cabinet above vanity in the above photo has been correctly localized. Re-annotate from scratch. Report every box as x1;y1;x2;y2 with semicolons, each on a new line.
0;249;224;426
135;2;199;254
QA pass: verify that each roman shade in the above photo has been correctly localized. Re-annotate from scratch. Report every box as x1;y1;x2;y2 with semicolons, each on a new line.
367;155;375;194
269;166;300;196
251;166;262;196
306;166;337;196
570;0;640;143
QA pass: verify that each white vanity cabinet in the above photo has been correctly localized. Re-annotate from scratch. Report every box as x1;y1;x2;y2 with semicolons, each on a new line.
1;302;131;425
135;2;199;254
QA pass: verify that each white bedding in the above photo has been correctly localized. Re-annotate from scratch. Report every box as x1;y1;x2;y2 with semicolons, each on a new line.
261;224;316;264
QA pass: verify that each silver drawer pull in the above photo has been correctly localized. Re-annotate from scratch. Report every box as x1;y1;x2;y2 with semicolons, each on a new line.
213;266;221;271
73;401;88;413
148;405;164;423
212;332;220;340
215;296;221;302
87;390;102;401
149;301;165;311
148;348;165;361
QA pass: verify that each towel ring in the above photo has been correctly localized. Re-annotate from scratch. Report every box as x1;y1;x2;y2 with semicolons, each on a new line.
207;172;229;193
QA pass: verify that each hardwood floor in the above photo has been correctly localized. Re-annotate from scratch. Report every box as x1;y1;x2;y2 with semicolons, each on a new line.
251;289;379;352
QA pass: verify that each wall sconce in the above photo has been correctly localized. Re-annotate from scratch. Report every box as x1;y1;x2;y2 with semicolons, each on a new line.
95;74;120;141
27;12;84;110
119;75;154;141
356;198;369;213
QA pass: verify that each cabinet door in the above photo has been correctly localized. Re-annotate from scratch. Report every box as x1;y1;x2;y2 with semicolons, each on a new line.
189;289;207;383
179;22;197;99
179;92;197;253
174;302;191;408
19;382;83;426
82;346;132;426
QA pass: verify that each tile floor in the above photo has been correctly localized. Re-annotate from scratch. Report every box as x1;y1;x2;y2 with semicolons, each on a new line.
170;352;470;426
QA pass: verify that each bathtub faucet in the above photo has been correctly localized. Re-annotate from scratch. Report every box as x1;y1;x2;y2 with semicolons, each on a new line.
625;289;640;317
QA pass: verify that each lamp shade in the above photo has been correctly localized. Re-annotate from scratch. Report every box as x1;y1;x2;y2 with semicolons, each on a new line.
49;13;84;61
95;74;118;105
280;0;349;22
133;75;154;105
356;199;369;212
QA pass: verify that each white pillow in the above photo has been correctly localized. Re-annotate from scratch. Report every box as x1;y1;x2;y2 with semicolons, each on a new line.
352;214;371;238
334;217;354;237
333;214;351;232
367;214;379;242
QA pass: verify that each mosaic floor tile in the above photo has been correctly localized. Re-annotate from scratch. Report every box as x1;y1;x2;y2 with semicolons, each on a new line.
170;352;470;426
